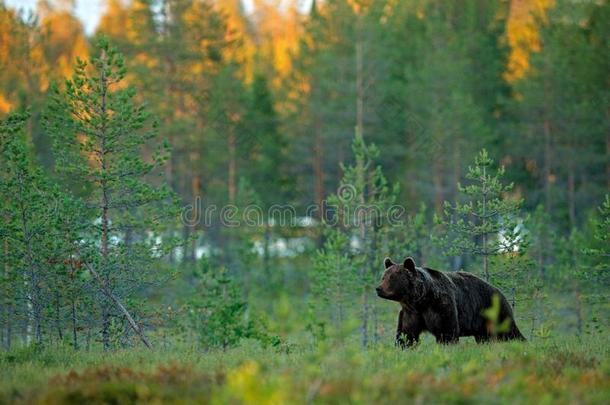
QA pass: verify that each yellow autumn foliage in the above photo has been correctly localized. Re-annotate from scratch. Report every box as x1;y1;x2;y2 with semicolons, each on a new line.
98;0;129;40
215;0;257;83
253;0;302;88
37;5;88;91
504;0;555;82
0;94;12;114
220;361;286;405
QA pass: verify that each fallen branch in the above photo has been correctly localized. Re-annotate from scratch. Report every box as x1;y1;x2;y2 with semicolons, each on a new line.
81;260;153;350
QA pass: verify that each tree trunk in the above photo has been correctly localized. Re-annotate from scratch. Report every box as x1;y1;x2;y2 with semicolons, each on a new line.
453;140;461;200
228;129;237;204
263;224;271;278
17;171;43;345
83;260;153;350
71;298;78;350
355;27;369;348
568;161;576;230
99;52;111;351
433;160;443;213
187;174;201;263
575;283;582;336
370;225;379;344
606;117;610;191
358;155;368;348
313;119;324;223
543;119;552;213
356;37;364;140
482;164;489;282
3;238;10;350
182;224;191;264
55;294;63;342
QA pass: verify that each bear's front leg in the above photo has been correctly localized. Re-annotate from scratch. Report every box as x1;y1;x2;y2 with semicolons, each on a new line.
396;308;423;349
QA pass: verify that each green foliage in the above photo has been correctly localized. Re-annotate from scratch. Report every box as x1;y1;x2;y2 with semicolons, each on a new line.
186;259;259;350
0;0;608;370
586;195;610;267
43;37;180;349
482;294;512;336
510;0;608;227
242;74;290;208
435;149;526;281
312;131;400;346
311;230;358;329
1;110;50;345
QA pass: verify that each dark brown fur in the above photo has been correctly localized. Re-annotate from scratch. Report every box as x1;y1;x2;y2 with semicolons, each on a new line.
376;257;525;348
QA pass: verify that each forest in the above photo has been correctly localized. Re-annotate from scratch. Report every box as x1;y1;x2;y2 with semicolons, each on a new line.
0;0;608;403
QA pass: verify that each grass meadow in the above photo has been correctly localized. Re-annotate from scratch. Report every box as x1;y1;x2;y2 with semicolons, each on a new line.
1;334;608;404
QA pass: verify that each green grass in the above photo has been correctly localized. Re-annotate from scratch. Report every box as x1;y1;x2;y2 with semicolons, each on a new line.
1;335;609;404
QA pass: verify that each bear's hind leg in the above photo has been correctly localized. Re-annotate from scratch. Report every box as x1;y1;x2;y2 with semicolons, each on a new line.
435;333;459;344
498;322;526;341
475;335;490;344
432;309;460;344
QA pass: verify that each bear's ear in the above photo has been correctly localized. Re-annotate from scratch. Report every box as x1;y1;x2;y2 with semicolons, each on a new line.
384;257;394;269
403;257;416;271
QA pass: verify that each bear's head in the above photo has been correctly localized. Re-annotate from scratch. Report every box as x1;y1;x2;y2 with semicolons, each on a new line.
376;257;425;302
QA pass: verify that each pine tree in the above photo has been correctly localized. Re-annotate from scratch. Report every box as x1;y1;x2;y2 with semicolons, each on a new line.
187;258;254;350
44;37;179;350
311;229;358;331
589;195;610;261
583;195;610;303
510;0;607;230
435;149;526;282
400;4;494;212
0;110;53;346
313;130;398;346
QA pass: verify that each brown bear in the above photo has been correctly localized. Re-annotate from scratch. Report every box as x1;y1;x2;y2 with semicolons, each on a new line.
376;257;525;347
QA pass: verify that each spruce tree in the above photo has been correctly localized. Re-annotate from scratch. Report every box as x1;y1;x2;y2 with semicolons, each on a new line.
44;37;179;350
435;149;526;282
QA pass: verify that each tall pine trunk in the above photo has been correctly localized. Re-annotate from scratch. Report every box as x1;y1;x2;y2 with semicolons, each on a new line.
71;296;78;350
2;238;10;350
99;53;112;351
18;171;43;345
607;114;610;191
313;119;324;226
54;293;63;342
228;128;236;204
482;164;489;282
543;119;553;213
433;160;444;213
355;28;369;348
568;161;576;230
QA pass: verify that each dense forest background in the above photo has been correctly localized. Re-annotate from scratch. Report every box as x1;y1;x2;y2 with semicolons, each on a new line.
0;0;608;352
